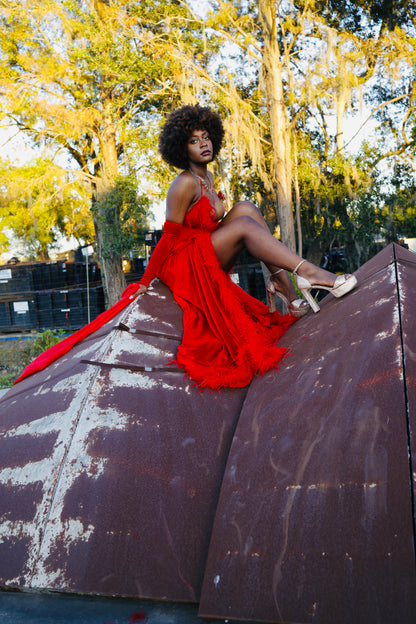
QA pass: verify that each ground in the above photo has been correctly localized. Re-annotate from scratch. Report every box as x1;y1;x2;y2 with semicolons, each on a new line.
0;331;65;387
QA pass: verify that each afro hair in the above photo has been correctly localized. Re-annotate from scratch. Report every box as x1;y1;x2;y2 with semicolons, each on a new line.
158;104;225;170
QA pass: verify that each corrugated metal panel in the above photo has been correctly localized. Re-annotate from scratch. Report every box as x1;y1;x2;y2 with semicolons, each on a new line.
199;243;416;623
397;245;416;540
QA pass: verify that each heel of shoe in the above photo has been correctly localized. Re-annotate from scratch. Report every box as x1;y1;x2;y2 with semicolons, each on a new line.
295;274;320;313
267;288;277;313
266;278;277;313
299;288;320;313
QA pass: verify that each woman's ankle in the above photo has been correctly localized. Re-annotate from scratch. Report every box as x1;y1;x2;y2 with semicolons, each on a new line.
295;261;335;287
270;270;297;302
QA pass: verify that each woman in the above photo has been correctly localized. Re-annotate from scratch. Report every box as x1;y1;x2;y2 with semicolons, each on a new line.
15;104;357;388
133;104;357;390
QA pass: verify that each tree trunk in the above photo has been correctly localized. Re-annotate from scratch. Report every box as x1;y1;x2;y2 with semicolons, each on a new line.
259;0;296;251
93;100;126;308
292;131;303;256
93;205;126;308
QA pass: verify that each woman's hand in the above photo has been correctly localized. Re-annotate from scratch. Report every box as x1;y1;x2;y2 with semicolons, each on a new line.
122;282;148;299
136;284;148;295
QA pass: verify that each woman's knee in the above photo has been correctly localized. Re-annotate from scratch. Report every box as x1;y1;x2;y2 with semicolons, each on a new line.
232;200;261;219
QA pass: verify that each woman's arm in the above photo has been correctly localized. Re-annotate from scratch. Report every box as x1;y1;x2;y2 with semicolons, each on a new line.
165;173;198;223
138;174;197;289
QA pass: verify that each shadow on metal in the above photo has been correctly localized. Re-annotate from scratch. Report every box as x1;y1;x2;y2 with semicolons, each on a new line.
0;243;415;624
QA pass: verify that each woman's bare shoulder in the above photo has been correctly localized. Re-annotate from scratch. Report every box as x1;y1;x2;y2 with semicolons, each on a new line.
166;171;198;222
169;170;194;190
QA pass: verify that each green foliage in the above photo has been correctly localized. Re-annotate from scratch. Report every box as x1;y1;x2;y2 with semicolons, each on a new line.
0;0;415;277
311;0;415;32
389;206;416;238
0;330;65;388
0;338;31;388
296;143;388;269
0;156;94;260
381;163;416;238
345;191;386;267
29;330;64;358
299;156;416;270
0;0;203;300
92;176;150;259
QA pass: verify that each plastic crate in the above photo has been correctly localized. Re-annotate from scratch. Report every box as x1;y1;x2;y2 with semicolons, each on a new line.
10;299;37;329
0;301;11;329
36;292;53;311
0;266;34;295
37;309;55;330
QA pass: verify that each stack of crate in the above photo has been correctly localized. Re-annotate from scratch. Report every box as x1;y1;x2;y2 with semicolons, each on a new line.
0;261;104;333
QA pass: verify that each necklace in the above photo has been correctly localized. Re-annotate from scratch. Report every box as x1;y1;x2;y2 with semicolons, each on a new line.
188;169;214;193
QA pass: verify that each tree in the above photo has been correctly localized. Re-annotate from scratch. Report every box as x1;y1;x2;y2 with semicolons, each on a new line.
91;176;150;261
0;0;199;305
198;0;299;250
382;162;416;240
257;0;296;250
0;156;94;260
184;0;416;265
297;0;416;264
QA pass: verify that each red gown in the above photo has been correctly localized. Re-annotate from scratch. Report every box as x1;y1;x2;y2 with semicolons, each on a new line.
15;194;296;390
155;195;296;390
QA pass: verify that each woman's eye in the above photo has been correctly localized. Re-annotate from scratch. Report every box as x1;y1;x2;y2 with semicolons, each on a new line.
189;135;209;144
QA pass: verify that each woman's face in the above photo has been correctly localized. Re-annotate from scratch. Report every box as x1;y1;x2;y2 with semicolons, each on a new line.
187;129;213;165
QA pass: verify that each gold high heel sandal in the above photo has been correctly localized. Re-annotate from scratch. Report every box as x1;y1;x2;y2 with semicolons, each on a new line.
266;269;309;318
292;260;358;313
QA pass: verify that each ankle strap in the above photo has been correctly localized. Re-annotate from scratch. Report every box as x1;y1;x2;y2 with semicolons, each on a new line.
269;268;284;278
292;259;305;275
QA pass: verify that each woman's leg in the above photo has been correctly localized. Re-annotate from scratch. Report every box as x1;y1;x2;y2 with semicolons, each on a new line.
218;201;298;302
211;210;342;288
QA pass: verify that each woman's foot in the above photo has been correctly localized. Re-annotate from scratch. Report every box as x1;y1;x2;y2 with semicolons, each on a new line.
292;260;357;313
292;259;345;287
267;269;309;317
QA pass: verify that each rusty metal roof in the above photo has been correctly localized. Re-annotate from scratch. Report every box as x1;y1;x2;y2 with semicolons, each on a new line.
0;281;247;605
1;242;415;624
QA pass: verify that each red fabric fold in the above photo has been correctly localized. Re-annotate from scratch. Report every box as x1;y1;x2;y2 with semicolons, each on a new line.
138;220;182;287
14;285;141;384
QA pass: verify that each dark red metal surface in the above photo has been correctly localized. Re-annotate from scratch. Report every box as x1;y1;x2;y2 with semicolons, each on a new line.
398;245;416;548
199;243;416;623
1;244;415;624
0;281;247;602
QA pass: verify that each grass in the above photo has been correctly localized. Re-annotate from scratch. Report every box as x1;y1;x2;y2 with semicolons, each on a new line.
0;330;65;388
